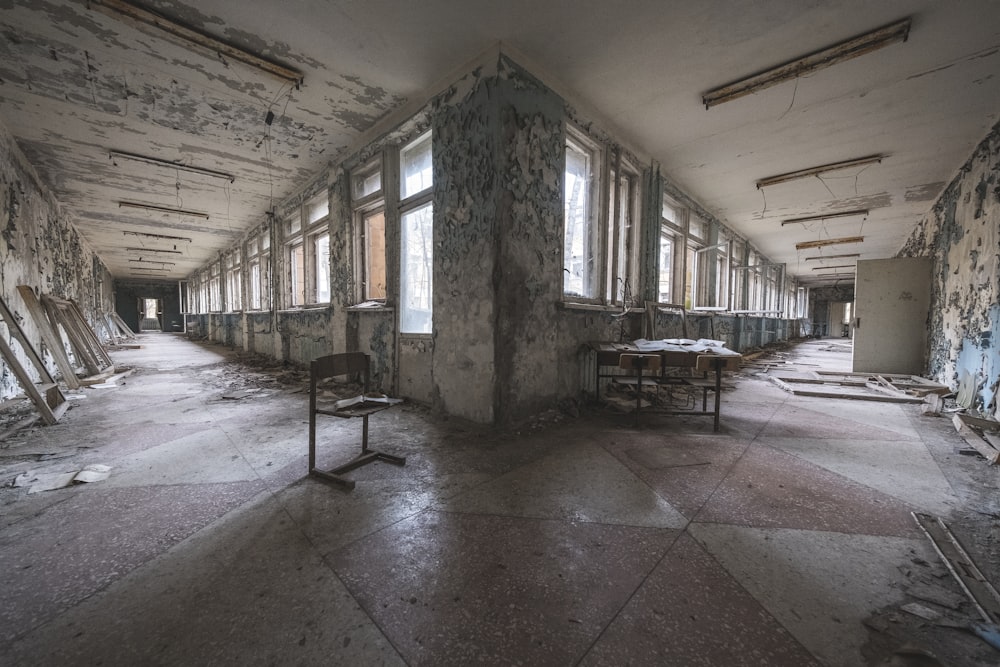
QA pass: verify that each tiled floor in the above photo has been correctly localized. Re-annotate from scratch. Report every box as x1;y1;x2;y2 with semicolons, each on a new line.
0;334;995;665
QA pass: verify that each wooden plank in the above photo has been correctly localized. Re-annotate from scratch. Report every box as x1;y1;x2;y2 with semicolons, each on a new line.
952;414;1000;465
957;414;1000;432
15;286;80;389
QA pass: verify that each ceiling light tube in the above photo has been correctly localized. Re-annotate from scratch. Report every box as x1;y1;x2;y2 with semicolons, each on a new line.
89;0;303;86
129;259;177;266
757;155;884;189
123;231;193;243
782;209;869;226
804;253;861;262
811;265;855;271
703;18;911;108
109;150;235;182
126;247;184;254
796;236;865;250
119;201;209;219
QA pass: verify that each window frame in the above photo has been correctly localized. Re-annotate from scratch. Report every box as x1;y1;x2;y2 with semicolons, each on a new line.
562;126;603;302
398;132;434;335
351;156;388;303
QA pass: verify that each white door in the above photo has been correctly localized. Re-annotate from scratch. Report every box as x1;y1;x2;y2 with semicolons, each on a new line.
852;257;932;375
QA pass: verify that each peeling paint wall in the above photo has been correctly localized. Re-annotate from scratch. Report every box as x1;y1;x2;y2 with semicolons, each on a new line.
898;121;1000;418
0;116;111;399
430;66;498;424
493;59;566;424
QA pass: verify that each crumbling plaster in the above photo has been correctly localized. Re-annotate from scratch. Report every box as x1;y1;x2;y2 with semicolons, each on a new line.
898;120;1000;418
0;116;112;400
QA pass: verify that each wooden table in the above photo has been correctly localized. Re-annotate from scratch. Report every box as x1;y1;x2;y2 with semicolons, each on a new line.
587;341;741;431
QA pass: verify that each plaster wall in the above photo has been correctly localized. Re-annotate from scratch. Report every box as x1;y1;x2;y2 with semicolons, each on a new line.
898;121;1000;418
0;117;111;400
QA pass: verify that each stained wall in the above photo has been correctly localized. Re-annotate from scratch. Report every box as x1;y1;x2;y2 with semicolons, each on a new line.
0;117;112;400
898;121;1000;418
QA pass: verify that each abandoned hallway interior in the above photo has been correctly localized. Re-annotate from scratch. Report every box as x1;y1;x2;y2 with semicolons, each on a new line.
2;333;998;666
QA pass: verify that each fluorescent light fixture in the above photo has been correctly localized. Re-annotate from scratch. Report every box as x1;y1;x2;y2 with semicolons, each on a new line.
703;18;911;108
109;150;235;183
123;231;193;243
757;155;884;189
129;259;176;266
782;209;868;226
796;236;865;250
126;247;183;254
119;201;209;219
804;253;861;262
130;267;169;273
811;265;855;271
90;0;303;86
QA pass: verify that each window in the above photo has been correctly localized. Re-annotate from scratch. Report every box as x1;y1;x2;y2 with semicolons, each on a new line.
563;132;599;299
352;158;387;301
692;240;729;310
400;203;433;333
312;232;330;303
247;235;261;310
289;240;305;306
225;251;242;311
658;232;674;302
362;209;386;299
400;131;432;200
399;132;433;334
607;165;638;304
209;261;221;312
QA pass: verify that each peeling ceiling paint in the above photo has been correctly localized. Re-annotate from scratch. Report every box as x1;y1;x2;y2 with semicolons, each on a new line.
0;0;998;285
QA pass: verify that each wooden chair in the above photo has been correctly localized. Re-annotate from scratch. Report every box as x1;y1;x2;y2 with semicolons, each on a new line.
308;353;405;489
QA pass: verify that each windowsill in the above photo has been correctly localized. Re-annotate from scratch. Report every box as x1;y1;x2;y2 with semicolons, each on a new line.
278;305;330;314
347;302;393;313
399;332;433;340
558;301;646;314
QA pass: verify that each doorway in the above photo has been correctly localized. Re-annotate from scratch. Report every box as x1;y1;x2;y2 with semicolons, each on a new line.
139;298;161;332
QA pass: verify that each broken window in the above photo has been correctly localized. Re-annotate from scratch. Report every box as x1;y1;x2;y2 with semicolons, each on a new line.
352;157;387;302
362;209;386;300
225;251;242;311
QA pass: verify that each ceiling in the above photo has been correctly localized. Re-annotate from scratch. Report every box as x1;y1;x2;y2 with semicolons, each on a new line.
1;0;998;286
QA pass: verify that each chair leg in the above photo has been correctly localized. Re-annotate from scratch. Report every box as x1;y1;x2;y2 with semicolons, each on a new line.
311;413;406;490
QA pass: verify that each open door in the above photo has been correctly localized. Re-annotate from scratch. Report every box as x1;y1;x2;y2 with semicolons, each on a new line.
852;257;932;375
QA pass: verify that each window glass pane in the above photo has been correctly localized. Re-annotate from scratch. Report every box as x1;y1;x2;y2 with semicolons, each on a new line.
688;214;706;241
364;209;387;300
286;215;300;236
684;245;696;309
261;232;270;250
306;194;329;225
354;169;382;200
400;203;433;333
247;237;258;257
662;197;682;228
608;171;635;303
401;132;432;199
563;138;598;298
658;233;673;302
290;242;305;306
250;262;261;309
314;234;330;303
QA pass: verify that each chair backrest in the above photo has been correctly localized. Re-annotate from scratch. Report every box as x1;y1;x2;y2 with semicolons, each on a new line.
312;352;370;390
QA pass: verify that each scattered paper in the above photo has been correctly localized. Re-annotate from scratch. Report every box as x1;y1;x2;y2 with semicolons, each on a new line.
332;394;404;411
14;464;112;493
